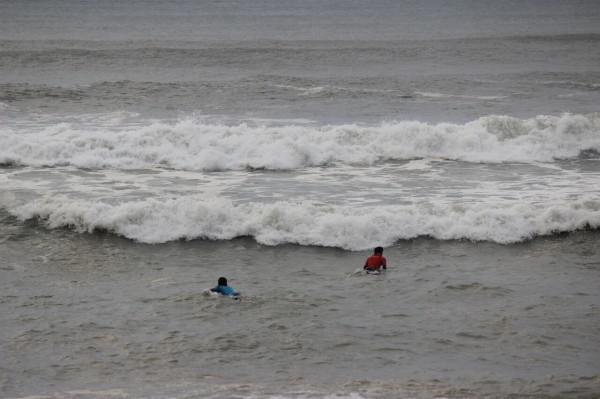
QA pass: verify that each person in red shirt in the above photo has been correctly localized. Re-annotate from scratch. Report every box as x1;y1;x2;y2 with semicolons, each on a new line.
363;246;387;272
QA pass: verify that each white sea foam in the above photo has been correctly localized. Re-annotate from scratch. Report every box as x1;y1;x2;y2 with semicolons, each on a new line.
1;113;599;171
415;91;508;101
5;195;599;249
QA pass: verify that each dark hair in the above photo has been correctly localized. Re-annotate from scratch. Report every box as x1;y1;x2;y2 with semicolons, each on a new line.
218;277;228;286
374;246;383;254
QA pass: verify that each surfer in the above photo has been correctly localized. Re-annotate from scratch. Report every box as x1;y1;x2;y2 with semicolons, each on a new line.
363;246;387;272
209;277;241;299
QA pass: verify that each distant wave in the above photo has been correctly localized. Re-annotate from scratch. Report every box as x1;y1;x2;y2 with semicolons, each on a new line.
4;195;599;249
1;113;599;170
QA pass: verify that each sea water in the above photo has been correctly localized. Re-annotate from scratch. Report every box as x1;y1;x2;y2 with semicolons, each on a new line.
1;1;599;398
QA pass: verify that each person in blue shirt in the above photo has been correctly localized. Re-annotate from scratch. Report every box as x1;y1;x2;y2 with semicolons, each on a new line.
210;277;241;299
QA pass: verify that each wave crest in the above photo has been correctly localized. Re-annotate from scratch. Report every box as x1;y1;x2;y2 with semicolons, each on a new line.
1;113;599;170
5;196;600;249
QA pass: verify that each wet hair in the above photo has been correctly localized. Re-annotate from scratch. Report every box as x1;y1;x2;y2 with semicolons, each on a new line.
218;277;228;286
374;246;383;254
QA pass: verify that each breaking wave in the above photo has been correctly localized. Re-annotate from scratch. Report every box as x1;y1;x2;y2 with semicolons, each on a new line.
1;113;599;170
4;195;600;249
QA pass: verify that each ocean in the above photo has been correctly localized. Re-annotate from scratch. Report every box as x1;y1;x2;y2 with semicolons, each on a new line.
1;1;599;398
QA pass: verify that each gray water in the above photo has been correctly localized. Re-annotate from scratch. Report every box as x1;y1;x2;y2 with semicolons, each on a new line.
2;215;599;399
2;0;600;124
1;1;600;398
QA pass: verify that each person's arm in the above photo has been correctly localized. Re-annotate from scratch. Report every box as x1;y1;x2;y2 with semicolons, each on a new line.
382;256;387;270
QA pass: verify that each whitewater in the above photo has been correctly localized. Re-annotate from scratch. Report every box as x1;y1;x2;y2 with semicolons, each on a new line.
2;113;600;170
2;1;599;399
1;113;599;249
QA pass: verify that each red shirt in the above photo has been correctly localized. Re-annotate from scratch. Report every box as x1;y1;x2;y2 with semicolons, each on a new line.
364;253;387;269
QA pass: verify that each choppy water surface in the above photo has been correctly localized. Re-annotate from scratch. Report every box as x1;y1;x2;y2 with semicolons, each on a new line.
2;217;599;399
1;1;599;398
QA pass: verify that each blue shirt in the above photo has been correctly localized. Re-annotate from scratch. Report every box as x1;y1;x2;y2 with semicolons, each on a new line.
211;285;239;297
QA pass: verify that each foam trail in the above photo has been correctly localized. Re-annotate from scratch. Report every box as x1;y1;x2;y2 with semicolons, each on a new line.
5;196;599;249
1;113;599;170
